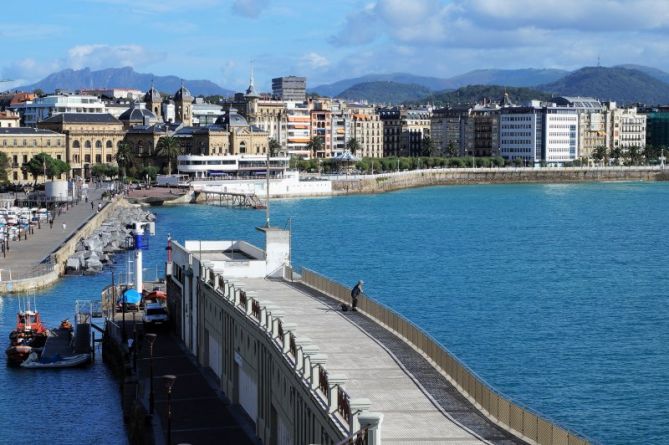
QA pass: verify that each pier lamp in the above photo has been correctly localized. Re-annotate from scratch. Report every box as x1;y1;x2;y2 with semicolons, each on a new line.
162;374;177;445
146;333;158;414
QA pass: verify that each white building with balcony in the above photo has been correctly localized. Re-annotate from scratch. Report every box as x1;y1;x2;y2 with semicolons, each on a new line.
11;94;106;126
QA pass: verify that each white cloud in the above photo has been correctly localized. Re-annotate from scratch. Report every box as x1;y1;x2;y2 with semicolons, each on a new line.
300;52;331;70
232;0;269;18
67;44;163;70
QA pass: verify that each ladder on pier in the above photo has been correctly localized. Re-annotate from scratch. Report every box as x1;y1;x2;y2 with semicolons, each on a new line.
202;191;266;209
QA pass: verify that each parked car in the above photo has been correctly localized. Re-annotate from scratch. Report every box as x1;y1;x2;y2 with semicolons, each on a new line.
142;303;169;330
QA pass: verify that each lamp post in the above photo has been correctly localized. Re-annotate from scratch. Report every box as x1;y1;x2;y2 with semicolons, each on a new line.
146;333;158;414
162;374;177;445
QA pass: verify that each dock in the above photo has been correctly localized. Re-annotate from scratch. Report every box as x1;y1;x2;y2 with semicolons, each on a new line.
197;190;266;209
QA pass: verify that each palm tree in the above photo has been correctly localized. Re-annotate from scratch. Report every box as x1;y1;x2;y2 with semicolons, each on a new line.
346;138;361;155
306;136;324;159
268;138;282;157
115;141;133;180
421;136;436;157
157;136;182;175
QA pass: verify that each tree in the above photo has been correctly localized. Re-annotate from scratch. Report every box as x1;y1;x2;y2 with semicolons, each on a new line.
627;146;643;165
346;138;361;155
25;152;67;184
421;136;437;157
610;146;623;165
268;138;282;157
0;152;9;184
32;88;45;97
156;136;182;175
306;136;324;159
592;145;609;165
115;141;133;180
445;141;459;157
92;164;118;179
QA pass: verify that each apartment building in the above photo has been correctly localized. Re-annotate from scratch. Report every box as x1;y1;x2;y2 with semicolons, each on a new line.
554;97;606;159
11;94;106;126
285;101;311;158
350;106;383;158
272;76;306;101
499;103;578;165
608;103;646;151
431;107;468;156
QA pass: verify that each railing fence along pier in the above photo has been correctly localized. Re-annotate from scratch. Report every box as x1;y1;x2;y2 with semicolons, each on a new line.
199;266;383;444
300;268;590;445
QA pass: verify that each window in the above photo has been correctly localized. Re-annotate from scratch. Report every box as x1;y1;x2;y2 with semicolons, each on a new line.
95;140;102;149
73;140;80;149
84;154;91;163
106;154;112;162
95;154;102;163
239;141;246;154
85;140;91;148
106;140;112;148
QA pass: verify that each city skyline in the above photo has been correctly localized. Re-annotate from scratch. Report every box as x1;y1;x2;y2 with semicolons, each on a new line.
3;0;669;91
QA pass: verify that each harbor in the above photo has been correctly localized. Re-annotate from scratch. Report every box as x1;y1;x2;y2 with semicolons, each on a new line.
0;182;668;444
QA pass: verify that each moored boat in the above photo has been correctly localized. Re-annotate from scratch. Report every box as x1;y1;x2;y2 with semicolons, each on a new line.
5;302;48;366
20;352;91;369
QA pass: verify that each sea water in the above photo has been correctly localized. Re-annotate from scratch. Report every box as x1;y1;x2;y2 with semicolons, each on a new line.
2;182;668;444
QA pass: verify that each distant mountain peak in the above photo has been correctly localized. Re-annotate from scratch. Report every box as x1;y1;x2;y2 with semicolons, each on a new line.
16;66;234;97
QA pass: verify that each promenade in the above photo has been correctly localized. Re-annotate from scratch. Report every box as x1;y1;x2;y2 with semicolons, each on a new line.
0;187;105;277
243;277;524;444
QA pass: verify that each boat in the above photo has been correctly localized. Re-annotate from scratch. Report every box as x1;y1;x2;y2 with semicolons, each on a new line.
5;300;48;366
20;352;91;369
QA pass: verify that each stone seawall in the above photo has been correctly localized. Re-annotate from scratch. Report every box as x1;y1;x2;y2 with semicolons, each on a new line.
0;198;126;294
332;167;667;194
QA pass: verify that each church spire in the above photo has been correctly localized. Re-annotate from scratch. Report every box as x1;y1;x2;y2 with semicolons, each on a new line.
245;61;259;98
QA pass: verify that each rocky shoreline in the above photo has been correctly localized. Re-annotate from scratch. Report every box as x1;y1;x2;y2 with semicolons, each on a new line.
65;205;155;274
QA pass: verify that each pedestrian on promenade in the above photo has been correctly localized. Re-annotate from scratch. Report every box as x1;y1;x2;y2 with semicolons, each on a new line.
62;223;67;232
85;195;88;203
91;201;94;211
49;219;53;230
350;280;363;312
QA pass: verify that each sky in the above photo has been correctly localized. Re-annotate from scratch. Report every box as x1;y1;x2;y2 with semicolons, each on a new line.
2;0;669;92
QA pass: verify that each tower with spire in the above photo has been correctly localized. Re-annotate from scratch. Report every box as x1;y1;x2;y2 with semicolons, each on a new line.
174;80;193;126
245;62;260;124
144;80;163;121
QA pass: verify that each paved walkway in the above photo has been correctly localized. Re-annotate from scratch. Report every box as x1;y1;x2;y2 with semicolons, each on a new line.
243;278;526;445
0;187;105;275
135;329;258;445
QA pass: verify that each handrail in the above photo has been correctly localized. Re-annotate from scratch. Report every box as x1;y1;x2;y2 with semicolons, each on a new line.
200;273;354;438
300;267;591;445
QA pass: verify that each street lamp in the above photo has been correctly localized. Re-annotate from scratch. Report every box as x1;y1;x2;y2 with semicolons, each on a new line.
162;374;177;445
146;333;158;414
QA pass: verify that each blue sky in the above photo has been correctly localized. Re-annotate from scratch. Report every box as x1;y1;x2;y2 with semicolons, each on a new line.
2;0;669;92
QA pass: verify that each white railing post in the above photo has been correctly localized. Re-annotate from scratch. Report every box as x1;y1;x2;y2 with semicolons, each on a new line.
349;399;372;434
358;412;383;445
328;375;347;414
282;322;297;354
310;354;327;390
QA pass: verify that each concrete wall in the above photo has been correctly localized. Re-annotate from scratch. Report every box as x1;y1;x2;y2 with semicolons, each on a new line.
165;274;347;445
0;197;126;294
332;167;668;195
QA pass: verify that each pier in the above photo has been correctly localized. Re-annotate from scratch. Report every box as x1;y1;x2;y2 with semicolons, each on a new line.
147;229;589;445
197;190;266;209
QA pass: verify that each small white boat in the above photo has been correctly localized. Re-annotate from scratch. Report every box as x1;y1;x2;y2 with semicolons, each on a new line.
20;352;91;369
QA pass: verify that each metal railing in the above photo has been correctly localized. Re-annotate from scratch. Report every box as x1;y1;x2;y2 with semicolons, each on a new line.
0;256;57;281
300;268;590;445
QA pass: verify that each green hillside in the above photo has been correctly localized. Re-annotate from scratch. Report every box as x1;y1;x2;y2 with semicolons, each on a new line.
418;85;551;106
335;81;432;104
539;66;669;104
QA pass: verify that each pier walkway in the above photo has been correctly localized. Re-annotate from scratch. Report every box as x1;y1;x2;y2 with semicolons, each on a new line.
244;277;524;444
0;188;105;275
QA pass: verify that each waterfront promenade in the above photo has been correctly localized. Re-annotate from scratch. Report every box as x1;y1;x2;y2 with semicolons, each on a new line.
0;188;104;277
238;277;522;444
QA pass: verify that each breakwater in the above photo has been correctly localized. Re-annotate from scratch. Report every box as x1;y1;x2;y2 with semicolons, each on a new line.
332;166;668;194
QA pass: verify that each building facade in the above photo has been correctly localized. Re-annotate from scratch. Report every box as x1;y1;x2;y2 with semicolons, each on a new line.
350;108;383;158
37;113;124;179
11;94;106;127
0;111;20;128
401;110;431;157
379;108;401;157
0;128;67;183
431;107;467;156
272;76;306;101
608;104;646;151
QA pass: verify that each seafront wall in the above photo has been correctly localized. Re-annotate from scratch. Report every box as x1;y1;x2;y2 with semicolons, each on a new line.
0;197;125;294
331;166;668;194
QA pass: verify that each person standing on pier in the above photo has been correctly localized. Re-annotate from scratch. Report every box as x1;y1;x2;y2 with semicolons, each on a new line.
351;280;363;312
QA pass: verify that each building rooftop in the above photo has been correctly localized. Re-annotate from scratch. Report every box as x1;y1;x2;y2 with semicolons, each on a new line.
0;127;62;135
39;113;121;124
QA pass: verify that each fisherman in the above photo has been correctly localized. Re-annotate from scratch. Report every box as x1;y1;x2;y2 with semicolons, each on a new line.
350;280;363;312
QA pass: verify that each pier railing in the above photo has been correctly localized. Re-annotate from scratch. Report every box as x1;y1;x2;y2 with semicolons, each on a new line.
300;267;589;445
200;269;384;443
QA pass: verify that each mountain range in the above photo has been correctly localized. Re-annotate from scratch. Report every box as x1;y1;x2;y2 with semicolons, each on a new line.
10;64;669;106
16;67;233;97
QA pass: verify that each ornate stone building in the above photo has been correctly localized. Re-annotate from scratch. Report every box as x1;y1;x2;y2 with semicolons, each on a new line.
0;127;67;183
145;84;163;121
175;83;193;126
37;113;124;179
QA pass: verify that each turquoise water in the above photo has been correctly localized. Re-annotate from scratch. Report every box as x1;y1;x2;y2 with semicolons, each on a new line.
144;182;669;445
2;182;668;444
